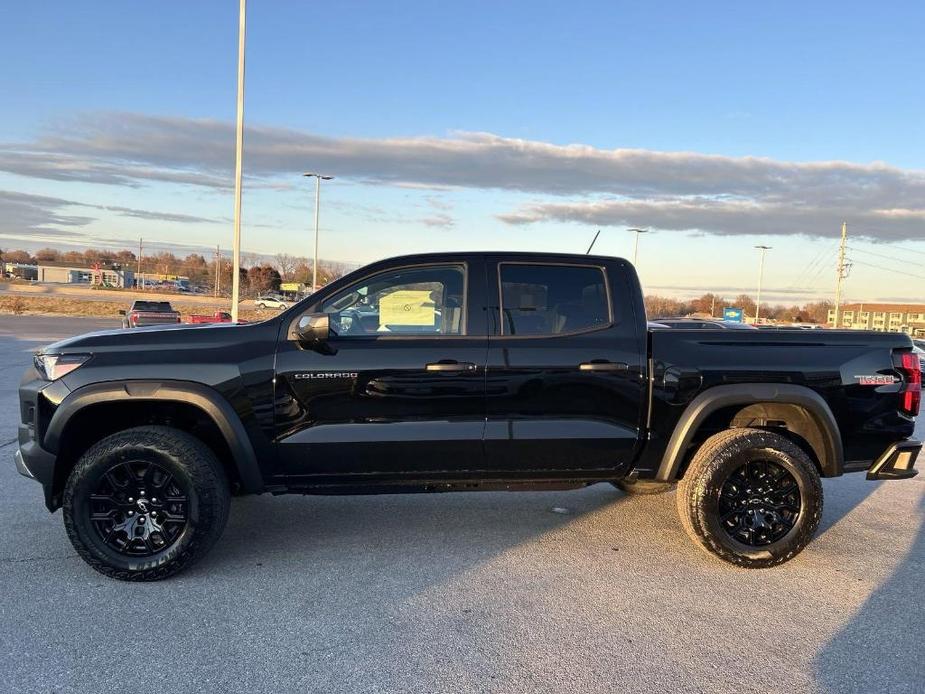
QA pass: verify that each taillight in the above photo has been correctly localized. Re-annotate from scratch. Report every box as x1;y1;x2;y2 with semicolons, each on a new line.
895;351;922;417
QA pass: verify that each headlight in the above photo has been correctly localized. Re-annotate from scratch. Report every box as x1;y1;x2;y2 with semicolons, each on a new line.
33;353;91;381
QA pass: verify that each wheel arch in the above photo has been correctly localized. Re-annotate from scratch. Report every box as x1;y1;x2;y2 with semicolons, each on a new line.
44;380;264;509
655;384;843;482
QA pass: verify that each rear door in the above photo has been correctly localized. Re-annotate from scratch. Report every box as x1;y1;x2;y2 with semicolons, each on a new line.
483;257;646;473
274;257;489;480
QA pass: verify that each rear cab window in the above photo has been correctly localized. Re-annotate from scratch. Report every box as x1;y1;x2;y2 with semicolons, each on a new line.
498;263;611;336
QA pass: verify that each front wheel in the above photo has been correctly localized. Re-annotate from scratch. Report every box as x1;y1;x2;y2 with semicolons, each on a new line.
63;426;230;581
677;428;823;568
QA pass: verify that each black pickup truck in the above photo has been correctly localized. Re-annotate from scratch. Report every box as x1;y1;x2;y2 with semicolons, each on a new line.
15;252;921;580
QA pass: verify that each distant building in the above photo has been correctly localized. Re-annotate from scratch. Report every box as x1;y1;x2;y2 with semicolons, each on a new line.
3;262;38;280
827;303;925;336
136;273;190;290
37;262;134;288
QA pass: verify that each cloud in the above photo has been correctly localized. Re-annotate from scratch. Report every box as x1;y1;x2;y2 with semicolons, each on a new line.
0;188;221;240
497;197;925;240
2;111;925;240
0;191;96;236
419;213;455;228
98;205;218;224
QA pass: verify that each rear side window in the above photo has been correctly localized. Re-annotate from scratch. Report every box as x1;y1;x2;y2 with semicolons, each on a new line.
499;264;610;336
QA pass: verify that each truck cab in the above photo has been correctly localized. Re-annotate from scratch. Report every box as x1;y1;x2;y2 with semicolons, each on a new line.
275;252;646;482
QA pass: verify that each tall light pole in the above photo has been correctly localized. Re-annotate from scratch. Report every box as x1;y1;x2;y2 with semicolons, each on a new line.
628;228;649;266
754;245;772;323
303;172;334;292
230;0;247;322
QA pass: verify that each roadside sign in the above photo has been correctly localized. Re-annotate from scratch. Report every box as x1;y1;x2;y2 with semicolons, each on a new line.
723;307;744;323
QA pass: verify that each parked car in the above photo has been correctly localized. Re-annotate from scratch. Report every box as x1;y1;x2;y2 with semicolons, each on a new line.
119;301;181;328
654;317;759;330
16;251;920;580
254;295;289;310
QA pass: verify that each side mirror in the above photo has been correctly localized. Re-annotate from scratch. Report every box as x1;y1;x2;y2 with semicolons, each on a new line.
296;313;330;344
118;309;126;316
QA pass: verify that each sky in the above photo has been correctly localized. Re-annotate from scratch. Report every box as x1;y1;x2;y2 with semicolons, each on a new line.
1;1;924;304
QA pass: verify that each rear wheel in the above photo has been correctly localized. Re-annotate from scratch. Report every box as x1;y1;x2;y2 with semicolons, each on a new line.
677;428;822;568
63;426;230;581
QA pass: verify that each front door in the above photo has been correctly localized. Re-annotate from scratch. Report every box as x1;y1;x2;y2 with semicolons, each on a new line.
275;260;488;481
483;258;646;474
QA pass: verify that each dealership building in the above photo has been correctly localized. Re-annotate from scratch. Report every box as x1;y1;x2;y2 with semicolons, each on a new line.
37;262;135;288
827;303;925;336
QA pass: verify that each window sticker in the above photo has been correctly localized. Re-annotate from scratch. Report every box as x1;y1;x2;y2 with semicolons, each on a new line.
379;289;437;327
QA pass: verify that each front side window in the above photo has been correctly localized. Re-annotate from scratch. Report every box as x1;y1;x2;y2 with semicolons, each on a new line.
322;264;466;336
499;264;610;336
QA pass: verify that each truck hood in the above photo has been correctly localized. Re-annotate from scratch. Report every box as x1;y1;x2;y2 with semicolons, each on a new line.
39;320;265;354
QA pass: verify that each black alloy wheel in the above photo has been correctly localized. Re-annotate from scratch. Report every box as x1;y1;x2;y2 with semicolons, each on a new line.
717;459;801;547
89;460;190;557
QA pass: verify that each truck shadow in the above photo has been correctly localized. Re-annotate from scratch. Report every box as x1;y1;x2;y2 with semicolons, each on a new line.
815;476;881;537
205;482;635;580
812;485;925;692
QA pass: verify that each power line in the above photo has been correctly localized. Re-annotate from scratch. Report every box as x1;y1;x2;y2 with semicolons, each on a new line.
787;246;826;289
846;233;925;256
792;247;833;290
847;244;922;265
804;253;835;288
851;259;925;281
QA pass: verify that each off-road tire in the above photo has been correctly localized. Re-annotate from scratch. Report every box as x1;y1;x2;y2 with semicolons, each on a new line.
612;479;676;495
677;427;823;568
63;426;230;581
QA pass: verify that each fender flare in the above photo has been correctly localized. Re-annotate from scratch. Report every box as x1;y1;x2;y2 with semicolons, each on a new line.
45;380;264;493
655;383;843;481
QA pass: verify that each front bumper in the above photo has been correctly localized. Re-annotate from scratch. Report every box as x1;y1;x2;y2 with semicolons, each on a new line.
867;439;921;481
14;448;34;478
15;423;59;510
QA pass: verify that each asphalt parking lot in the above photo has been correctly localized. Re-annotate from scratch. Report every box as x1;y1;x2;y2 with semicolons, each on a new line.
1;315;923;694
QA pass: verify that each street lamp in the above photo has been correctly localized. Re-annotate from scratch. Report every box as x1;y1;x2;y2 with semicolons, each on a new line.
303;172;334;293
230;0;247;322
754;245;772;323
628;228;649;266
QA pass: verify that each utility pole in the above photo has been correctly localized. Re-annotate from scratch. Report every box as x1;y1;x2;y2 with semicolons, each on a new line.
754;245;772;323
214;245;221;297
230;0;247;322
137;238;143;290
833;221;849;328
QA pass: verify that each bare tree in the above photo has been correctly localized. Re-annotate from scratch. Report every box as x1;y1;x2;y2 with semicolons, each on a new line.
274;253;298;281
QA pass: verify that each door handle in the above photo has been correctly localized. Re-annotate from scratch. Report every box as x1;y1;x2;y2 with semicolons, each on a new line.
425;361;478;372
579;361;629;372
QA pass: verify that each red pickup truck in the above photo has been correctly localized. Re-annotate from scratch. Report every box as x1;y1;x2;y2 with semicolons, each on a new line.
188;311;233;324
